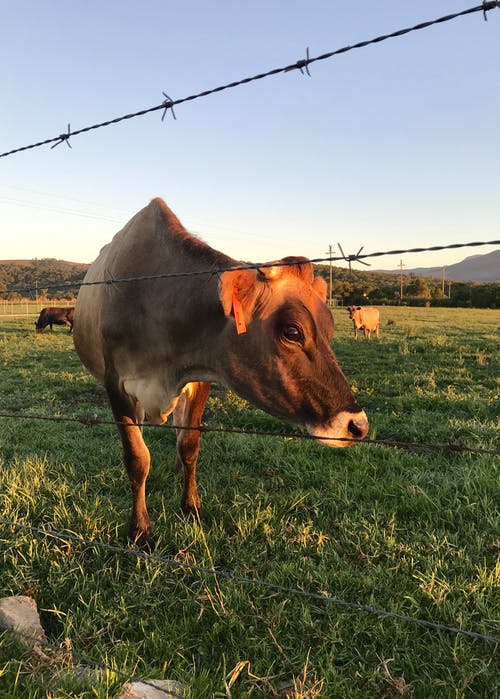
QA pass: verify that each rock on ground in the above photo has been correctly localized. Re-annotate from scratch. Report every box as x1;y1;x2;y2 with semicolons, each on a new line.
118;679;187;698
0;595;46;645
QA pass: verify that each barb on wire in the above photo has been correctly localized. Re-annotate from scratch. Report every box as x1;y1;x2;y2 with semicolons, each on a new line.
482;0;499;19
337;243;372;274
161;92;177;121
1;238;499;297
1;519;499;644
50;123;72;150
285;46;312;76
1;3;499;158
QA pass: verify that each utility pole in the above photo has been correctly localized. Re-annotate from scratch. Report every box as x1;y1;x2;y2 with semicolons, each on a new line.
325;244;334;307
441;267;446;296
399;260;405;301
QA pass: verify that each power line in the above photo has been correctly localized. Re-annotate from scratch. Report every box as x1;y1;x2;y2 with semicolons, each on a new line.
1;3;499;159
399;260;405;301
0;196;124;223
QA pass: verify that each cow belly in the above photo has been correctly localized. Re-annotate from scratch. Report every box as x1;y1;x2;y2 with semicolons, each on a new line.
123;377;180;425
73;313;105;382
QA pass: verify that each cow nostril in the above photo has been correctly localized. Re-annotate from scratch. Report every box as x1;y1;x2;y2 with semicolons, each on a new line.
348;417;369;440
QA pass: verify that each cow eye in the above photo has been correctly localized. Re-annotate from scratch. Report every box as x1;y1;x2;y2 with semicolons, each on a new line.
282;325;303;343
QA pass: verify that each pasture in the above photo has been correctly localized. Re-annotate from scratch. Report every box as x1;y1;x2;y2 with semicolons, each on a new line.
0;306;498;698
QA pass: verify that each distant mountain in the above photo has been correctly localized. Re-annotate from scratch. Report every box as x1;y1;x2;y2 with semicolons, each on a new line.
375;250;499;283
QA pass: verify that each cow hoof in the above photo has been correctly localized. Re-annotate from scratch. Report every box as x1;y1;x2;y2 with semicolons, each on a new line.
128;530;156;553
182;506;207;527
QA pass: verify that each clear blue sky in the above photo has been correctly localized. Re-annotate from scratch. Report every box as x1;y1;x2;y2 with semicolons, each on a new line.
1;1;499;270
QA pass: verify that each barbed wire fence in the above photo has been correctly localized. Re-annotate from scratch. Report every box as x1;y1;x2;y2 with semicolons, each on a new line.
1;519;498;647
1;238;499;298
0;2;499;159
0;410;498;457
1;2;500;692
0;236;498;457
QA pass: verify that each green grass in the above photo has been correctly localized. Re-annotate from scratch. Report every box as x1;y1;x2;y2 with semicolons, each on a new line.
0;308;499;698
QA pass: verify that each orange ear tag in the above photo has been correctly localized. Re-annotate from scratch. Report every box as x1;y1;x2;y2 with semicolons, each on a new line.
232;286;247;335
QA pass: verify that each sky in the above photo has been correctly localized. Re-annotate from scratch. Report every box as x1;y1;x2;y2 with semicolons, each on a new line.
1;1;499;272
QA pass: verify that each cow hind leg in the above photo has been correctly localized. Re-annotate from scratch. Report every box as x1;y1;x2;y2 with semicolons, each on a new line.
173;382;211;523
105;379;153;549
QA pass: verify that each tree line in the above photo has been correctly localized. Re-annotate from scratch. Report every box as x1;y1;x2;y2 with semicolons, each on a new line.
315;265;499;309
0;259;87;301
0;259;498;308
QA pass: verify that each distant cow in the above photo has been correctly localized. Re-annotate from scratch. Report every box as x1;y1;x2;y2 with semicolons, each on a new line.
347;306;380;340
74;198;369;548
35;306;75;334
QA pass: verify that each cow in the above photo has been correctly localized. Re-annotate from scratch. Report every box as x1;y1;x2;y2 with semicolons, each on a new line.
347;306;380;340
35;306;75;334
73;198;369;548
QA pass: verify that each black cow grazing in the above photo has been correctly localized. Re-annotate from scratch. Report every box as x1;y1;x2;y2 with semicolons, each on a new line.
35;307;75;334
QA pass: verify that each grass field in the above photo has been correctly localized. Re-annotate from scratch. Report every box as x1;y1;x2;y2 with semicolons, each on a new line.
0;307;499;698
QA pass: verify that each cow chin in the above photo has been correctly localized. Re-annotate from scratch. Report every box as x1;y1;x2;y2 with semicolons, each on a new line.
307;410;369;448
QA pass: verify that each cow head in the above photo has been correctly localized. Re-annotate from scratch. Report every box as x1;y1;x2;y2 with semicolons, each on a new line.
347;305;362;320
218;258;368;447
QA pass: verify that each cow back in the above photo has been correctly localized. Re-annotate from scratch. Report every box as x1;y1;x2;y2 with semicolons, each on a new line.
359;307;379;330
73;198;233;384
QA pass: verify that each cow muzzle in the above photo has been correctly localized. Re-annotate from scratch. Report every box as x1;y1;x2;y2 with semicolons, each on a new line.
307;409;369;447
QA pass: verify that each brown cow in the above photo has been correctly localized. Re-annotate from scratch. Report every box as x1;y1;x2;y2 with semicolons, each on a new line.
35;306;75;333
347;306;380;340
74;198;369;547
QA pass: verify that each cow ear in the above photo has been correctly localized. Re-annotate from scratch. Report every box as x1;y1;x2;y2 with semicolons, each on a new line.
218;268;259;317
312;276;327;302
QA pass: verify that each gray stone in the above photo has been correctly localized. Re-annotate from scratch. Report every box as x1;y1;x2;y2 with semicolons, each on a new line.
118;679;187;698
0;595;46;644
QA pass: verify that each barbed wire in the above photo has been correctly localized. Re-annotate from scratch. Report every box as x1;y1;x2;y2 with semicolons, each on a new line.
1;519;498;645
1;238;499;297
1;3;499;159
0;410;498;457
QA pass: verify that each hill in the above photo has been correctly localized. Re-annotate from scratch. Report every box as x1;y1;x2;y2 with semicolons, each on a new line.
0;258;89;299
375;249;499;283
0;255;498;308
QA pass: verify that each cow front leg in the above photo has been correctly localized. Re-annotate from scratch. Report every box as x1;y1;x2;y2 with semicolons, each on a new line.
173;382;211;523
105;381;153;549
